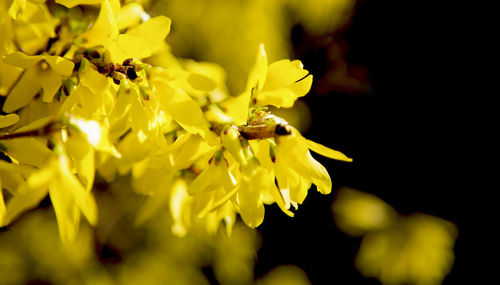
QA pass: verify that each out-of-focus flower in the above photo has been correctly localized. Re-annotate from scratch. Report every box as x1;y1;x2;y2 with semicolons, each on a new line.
256;265;311;285
356;214;458;285
0;210;97;285
332;188;458;285
213;223;260;285
151;0;356;92
332;187;398;236
286;0;355;35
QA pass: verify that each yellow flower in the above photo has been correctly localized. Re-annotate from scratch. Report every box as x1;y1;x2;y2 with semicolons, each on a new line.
75;0;172;63
276;126;351;196
68;116;120;158
223;44;313;125
2;147;98;244
211;44;351;227
236;159;267;228
188;153;239;221
1;52;74;113
151;70;214;141
5;0;55;54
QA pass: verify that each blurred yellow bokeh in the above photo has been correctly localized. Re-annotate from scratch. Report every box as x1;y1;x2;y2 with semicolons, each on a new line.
151;0;355;93
256;265;311;285
332;188;458;285
332;187;398;236
0;175;261;285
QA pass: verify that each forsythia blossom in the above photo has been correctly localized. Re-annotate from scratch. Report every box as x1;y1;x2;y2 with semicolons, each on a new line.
0;0;351;243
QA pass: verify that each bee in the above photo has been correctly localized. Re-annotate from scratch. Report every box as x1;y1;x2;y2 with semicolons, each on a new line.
239;122;291;140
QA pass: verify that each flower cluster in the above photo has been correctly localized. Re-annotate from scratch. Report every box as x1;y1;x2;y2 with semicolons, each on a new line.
0;0;351;243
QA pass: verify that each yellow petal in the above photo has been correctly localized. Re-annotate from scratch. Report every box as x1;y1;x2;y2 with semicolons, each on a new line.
275;160;300;204
49;175;81;244
40;70;62;103
0;160;36;178
165;134;214;170
192;189;216;219
246;43;268;92
187;72;218;91
263;60;310;91
270;184;295;217
223;44;268;126
0;169;25;195
0;178;5;226
69;117;120;157
305;139;352;162
79;59;110;94
169;179;191;236
2;52;42;68
256;89;296;108
221;90;251;125
278;130;332;195
0;114;20;128
3;166;53;225
305;152;332;195
238;190;265;228
1;138;51;168
55;0;101;8
238;167;266;228
57;156;98;226
79;84;107;118
44;55;74;76
202;185;239;217
2;66;41;113
126;16;171;52
108;86;134;136
184;60;228;95
155;80;210;137
204;104;234;124
188;163;223;194
221;126;247;166
110;34;151;62
13;116;54;133
289;72;313;101
290;178;310;205
8;0;26;19
117;2;144;30
129;98;150;134
83;0;120;41
257;59;312;108
65;133;95;192
0;57;23;96
58;84;83;116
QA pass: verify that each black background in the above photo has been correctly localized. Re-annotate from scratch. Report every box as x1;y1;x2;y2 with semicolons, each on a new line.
255;1;469;284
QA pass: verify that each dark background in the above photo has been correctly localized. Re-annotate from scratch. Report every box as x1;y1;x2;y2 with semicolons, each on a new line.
255;1;468;284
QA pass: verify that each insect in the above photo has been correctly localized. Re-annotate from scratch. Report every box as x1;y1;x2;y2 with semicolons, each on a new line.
239;122;291;140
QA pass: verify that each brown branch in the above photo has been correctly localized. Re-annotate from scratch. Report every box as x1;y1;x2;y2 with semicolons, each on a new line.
0;122;60;140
